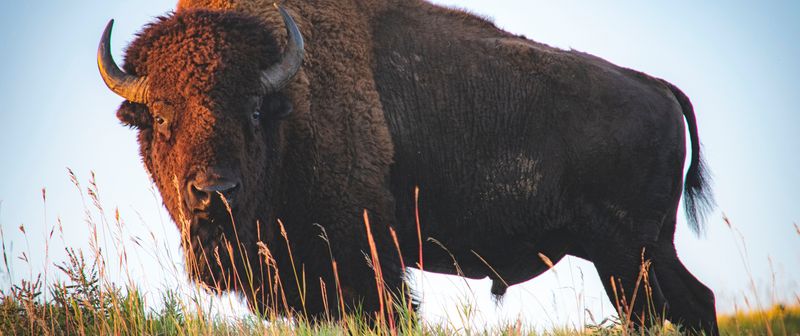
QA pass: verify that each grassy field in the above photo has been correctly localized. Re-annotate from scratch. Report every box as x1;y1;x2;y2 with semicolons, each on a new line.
718;305;800;336
1;174;797;335
2;270;798;336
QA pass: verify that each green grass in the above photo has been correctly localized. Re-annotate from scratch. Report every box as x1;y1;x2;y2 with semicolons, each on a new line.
0;279;683;336
718;304;800;336
5;271;797;336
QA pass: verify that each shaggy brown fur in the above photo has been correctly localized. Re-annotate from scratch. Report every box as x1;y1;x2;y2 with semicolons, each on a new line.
118;11;286;297
108;0;718;333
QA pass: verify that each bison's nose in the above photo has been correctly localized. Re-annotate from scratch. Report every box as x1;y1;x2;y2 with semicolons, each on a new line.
186;171;241;212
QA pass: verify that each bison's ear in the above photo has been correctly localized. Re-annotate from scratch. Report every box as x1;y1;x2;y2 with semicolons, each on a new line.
117;101;152;129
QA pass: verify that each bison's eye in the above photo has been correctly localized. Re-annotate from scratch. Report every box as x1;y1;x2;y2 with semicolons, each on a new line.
153;114;171;139
249;96;263;127
150;101;174;139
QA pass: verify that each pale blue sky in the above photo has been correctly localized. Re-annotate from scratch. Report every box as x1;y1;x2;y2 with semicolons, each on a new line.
1;0;798;329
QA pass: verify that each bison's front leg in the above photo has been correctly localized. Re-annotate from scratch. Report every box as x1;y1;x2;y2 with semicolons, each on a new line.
325;208;415;325
268;197;414;324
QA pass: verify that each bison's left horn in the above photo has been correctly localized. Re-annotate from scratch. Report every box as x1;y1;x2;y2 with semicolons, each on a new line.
260;6;305;92
97;19;150;103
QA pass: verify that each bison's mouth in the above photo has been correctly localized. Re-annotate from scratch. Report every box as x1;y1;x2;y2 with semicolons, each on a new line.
191;193;237;225
184;197;254;290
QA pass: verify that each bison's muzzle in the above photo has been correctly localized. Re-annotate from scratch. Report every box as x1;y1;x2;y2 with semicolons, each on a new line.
185;167;242;214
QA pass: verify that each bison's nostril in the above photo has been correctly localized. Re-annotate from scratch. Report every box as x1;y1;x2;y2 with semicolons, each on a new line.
204;182;240;206
219;183;240;202
186;179;240;211
188;182;211;209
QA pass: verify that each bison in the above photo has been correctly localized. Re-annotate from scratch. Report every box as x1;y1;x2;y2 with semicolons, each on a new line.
98;0;718;334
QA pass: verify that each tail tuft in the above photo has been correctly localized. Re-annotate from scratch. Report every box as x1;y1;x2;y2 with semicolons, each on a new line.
683;153;715;234
663;80;715;235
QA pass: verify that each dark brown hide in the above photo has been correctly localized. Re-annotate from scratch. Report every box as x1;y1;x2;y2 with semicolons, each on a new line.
108;0;718;334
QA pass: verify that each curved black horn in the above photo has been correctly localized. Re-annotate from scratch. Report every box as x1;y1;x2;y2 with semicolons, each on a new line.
97;19;150;103
260;6;305;92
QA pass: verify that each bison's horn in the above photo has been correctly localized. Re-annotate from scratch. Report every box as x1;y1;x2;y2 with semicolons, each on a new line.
260;6;305;92
97;19;150;103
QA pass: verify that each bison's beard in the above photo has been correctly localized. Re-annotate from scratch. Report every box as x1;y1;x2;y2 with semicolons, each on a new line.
181;198;265;294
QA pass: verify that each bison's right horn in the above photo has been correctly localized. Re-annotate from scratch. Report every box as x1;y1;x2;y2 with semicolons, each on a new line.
98;19;150;104
260;6;305;92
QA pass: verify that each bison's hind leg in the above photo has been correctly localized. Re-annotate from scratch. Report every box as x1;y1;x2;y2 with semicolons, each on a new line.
652;218;719;335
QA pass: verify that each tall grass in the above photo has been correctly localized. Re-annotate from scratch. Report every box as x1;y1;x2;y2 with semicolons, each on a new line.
0;171;797;335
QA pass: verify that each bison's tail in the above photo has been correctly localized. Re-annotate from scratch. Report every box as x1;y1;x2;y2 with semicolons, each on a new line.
663;80;715;235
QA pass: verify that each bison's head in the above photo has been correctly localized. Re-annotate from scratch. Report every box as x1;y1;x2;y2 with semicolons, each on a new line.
97;9;305;295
